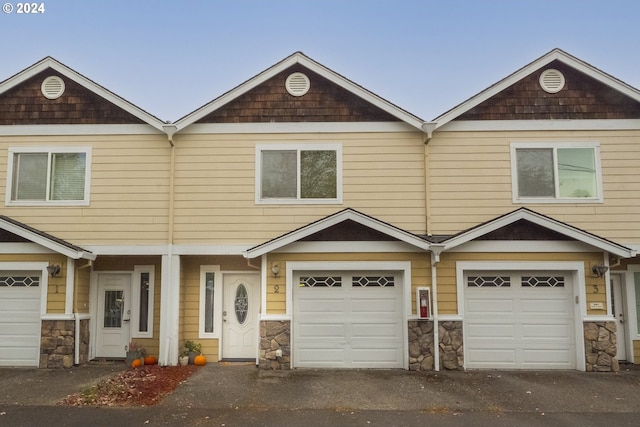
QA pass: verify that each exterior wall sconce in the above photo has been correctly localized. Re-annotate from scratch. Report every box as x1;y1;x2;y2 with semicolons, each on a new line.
592;264;609;278
271;263;280;277
46;264;61;277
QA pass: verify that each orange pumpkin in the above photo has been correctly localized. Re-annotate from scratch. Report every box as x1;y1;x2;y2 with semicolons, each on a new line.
144;356;158;365
131;358;143;368
193;354;207;366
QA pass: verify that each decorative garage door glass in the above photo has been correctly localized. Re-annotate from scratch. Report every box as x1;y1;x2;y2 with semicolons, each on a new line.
0;275;39;287
234;283;248;324
300;276;342;287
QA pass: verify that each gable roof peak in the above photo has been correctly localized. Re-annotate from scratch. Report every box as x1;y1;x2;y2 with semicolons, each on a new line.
0;56;166;131
173;51;427;132
432;48;640;128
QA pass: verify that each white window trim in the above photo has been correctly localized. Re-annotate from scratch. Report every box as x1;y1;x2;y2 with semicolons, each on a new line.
199;265;222;339
6;146;92;206
255;143;343;205
130;265;155;339
510;141;603;204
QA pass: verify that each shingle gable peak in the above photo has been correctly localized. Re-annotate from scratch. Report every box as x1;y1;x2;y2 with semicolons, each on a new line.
0;56;166;131
432;48;640;128
173;51;429;132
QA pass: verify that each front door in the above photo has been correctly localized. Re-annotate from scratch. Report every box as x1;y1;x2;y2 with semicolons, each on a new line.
222;274;259;360
95;273;131;358
610;274;628;361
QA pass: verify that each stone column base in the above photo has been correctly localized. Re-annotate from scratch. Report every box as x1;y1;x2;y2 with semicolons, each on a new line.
584;321;619;372
259;320;290;370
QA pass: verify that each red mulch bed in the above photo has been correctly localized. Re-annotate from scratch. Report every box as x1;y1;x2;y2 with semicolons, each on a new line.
61;365;199;407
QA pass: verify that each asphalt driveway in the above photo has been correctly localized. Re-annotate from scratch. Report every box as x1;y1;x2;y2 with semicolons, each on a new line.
1;362;640;426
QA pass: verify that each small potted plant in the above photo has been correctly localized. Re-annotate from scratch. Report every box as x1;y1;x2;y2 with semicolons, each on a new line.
125;340;146;367
178;350;189;366
184;340;202;365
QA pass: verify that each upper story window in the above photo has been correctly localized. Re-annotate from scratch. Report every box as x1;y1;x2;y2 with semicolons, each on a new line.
6;147;91;206
256;144;342;204
510;142;602;203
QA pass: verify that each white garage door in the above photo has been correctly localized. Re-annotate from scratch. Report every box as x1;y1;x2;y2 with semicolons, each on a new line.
0;272;42;367
465;272;576;369
293;271;404;368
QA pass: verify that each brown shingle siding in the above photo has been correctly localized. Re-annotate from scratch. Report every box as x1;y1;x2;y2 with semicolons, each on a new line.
456;61;640;120
196;65;400;124
0;69;145;125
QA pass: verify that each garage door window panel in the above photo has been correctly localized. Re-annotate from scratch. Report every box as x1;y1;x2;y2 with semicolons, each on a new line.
0;275;39;287
467;276;511;287
300;276;342;287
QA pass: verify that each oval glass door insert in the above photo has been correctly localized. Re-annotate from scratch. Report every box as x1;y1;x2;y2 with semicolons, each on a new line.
234;283;248;324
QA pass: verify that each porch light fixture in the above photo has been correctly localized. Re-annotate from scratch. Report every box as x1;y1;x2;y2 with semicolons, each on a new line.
591;264;609;278
46;264;60;277
271;263;280;277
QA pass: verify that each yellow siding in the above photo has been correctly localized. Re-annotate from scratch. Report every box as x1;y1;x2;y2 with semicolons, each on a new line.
437;252;606;315
427;130;640;242
74;261;91;313
265;252;432;315
634;340;640;364
0;134;171;245
172;132;427;244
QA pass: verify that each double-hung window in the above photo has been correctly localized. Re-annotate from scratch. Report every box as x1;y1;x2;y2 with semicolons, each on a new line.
7;147;91;206
256;144;342;204
511;142;602;203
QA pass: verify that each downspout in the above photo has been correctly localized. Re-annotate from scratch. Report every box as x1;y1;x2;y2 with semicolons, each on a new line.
422;122;436;236
430;244;445;372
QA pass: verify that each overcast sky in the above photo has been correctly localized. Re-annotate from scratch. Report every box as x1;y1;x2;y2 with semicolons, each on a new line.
1;0;639;122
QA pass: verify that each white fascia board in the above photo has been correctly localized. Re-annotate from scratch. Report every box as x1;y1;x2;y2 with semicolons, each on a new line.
433;49;640;130
436;119;640;132
442;210;634;258
244;210;430;258
181;121;417;135
0;124;164;136
0;58;166;131
174;53;426;132
447;240;598;253
85;244;253;256
0;219;94;260
84;245;169;256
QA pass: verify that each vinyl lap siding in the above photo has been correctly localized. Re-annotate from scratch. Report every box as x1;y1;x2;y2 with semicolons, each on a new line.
0;135;171;245
428;130;640;243
172;132;426;245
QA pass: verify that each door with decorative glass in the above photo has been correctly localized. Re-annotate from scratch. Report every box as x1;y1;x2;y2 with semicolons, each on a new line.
95;273;131;358
222;274;259;360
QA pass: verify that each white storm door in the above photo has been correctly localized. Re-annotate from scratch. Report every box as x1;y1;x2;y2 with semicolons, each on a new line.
96;273;131;358
610;275;627;360
222;274;259;360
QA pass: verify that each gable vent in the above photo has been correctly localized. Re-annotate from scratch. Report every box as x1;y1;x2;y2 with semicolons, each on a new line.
285;72;310;97
539;69;565;94
41;76;65;99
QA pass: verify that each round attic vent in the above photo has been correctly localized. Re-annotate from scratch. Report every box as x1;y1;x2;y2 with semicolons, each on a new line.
285;72;310;96
539;69;565;93
41;76;65;99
